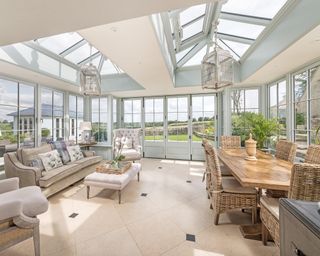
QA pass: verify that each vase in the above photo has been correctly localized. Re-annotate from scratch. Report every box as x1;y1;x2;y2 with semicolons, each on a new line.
245;133;257;161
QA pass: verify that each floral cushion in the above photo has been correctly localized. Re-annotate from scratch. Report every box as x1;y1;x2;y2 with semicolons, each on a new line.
52;140;71;164
30;157;45;172
67;145;84;162
39;150;63;172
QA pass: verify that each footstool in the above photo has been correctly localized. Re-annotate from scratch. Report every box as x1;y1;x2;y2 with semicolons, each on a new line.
84;162;141;203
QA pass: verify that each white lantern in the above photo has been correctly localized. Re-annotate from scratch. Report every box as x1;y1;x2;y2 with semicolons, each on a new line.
80;63;101;96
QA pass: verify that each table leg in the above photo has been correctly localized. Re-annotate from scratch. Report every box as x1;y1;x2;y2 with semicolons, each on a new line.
86;186;90;199
137;172;140;182
118;190;121;204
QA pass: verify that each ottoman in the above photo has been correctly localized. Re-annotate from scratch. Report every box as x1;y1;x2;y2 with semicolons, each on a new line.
84;162;141;203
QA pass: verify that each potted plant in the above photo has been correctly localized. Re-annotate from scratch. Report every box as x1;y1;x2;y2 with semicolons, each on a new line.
244;113;280;149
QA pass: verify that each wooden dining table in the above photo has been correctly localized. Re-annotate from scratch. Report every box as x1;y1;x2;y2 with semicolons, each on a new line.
217;148;293;239
218;148;292;192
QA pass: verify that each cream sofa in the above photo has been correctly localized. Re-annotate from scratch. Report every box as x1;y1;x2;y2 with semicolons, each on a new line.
4;144;103;197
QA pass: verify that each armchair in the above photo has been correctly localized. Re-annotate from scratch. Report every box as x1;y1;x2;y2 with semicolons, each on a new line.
0;178;48;256
113;128;143;162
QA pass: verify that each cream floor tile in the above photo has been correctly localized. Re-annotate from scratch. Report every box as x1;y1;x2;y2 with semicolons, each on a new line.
127;213;185;256
76;227;142;256
114;197;160;224
161;242;225;256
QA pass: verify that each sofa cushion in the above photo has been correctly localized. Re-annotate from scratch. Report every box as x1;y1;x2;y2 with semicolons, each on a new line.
73;156;102;169
0;186;48;217
52;141;70;164
39;150;63;172
20;144;52;166
39;163;81;188
67;145;84;162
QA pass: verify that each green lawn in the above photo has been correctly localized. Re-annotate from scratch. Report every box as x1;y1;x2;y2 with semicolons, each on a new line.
144;134;202;141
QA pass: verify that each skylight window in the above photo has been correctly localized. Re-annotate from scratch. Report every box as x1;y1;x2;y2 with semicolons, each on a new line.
182;18;204;41
184;45;206;67
222;0;287;19
37;32;83;55
218;19;265;40
180;4;206;25
219;40;250;58
100;59;123;75
176;46;193;62
64;43;98;64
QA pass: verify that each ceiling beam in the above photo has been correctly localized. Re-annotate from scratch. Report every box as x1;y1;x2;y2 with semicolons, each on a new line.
217;32;254;45
160;12;177;67
77;51;101;65
98;55;105;72
179;33;207;51
177;40;207;68
59;39;86;57
203;3;215;35
220;12;271;26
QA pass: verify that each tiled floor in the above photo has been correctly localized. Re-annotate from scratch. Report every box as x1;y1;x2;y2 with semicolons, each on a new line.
0;158;279;256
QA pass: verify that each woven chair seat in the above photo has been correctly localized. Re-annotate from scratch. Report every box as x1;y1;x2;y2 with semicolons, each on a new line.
222;177;257;194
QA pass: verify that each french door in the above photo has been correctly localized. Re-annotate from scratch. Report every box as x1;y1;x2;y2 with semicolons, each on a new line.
166;96;190;159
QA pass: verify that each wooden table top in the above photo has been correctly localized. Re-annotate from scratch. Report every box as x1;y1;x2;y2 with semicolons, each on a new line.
217;148;292;191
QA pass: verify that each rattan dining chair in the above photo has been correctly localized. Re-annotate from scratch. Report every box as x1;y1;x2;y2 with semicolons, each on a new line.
202;139;212;198
268;140;297;198
260;163;320;247
220;136;241;149
204;142;258;225
275;140;297;163
304;144;320;164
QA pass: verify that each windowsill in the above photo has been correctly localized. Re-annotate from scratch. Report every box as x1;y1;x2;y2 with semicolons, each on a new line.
91;143;112;148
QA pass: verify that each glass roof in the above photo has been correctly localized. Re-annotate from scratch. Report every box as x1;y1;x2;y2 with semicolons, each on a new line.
180;4;206;25
35;32;123;75
222;0;288;19
170;0;288;68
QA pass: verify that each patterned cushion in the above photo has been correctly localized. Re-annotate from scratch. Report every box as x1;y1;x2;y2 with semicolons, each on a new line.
38;150;63;172
121;137;132;149
30;157;45;172
67;145;84;162
52;141;70;164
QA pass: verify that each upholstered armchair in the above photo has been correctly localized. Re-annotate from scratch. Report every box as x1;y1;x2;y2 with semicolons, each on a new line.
113;128;143;161
0;178;48;256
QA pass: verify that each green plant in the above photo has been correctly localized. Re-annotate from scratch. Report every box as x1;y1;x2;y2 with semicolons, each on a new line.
41;128;50;138
315;126;320;145
245;113;280;148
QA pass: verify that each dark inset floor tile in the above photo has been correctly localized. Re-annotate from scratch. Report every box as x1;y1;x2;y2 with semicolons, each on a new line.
186;180;192;183
186;233;196;242
141;193;148;197
69;213;79;218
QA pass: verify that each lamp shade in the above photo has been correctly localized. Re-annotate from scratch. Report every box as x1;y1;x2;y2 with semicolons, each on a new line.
79;122;92;131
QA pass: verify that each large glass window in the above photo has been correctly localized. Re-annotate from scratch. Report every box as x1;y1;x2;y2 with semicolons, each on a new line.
167;97;189;141
41;89;64;143
192;95;215;142
268;80;287;143
123;99;142;128
231;88;259;139
69;95;83;142
144;98;164;141
91;97;108;143
0;79;35;159
293;66;320;148
113;98;118;128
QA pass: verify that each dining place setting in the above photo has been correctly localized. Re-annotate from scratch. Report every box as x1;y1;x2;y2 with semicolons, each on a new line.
202;134;320;251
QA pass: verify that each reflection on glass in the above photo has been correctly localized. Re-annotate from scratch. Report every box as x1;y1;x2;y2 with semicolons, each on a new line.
294;72;307;102
295;130;308;149
310;66;320;99
311;99;320;131
269;84;277;108
295;101;307;130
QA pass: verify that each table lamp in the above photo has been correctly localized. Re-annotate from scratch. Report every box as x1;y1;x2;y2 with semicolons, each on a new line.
79;122;92;144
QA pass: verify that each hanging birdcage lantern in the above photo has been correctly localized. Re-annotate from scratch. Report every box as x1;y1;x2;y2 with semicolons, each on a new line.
201;22;234;91
80;45;101;96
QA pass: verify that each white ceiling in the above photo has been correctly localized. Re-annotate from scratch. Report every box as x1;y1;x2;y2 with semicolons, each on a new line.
243;24;320;84
0;0;208;46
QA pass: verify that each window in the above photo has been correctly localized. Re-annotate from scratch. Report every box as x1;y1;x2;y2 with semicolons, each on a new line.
268;80;287;144
123;99;142;128
91;97;108;143
113;98;118;128
144;98;164;141
292;66;320;149
69;95;84;142
0;79;35;160
41;89;64;143
192;95;215;142
231;88;259;138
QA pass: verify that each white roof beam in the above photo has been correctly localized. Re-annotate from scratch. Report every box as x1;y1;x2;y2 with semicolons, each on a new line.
177;40;207;68
220;12;271;26
179;33;207;51
77;51;101;65
59;39;86;57
160;12;177;67
217;32;254;45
